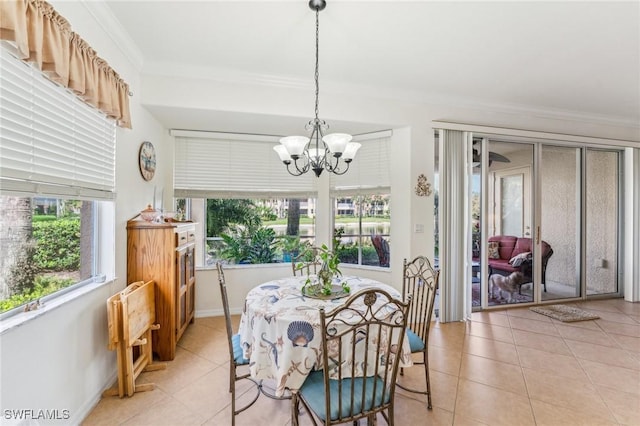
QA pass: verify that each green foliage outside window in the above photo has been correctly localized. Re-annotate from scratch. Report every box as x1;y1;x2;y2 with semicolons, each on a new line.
219;225;279;264
206;199;261;237
2;217;81;313
32;218;81;271
1;275;75;313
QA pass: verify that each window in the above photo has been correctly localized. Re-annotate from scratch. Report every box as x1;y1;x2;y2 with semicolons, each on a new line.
334;194;390;268
193;197;316;266
0;197;102;313
0;46;115;316
173;131;320;267
172;131;392;268
330;133;392;268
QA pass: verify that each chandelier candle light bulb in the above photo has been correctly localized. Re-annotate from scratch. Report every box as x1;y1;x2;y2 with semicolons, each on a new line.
274;0;360;177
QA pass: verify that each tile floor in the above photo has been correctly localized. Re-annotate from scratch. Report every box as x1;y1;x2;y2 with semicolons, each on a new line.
83;299;640;425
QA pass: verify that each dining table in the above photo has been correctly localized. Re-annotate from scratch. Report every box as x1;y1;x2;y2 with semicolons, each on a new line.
237;275;413;397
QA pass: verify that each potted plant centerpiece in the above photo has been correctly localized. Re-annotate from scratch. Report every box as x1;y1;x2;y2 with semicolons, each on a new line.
297;244;350;298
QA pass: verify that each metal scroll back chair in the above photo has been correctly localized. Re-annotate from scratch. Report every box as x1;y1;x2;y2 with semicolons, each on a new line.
291;246;322;276
397;256;439;409
216;262;261;426
291;288;410;426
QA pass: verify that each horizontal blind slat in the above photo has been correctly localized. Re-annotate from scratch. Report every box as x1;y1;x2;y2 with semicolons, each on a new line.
174;136;316;197
0;46;116;197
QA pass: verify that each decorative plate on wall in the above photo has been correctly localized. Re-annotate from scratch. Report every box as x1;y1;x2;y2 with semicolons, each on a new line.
138;141;156;181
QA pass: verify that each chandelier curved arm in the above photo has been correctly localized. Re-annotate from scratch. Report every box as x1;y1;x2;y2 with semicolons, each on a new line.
323;155;351;175
290;155;311;176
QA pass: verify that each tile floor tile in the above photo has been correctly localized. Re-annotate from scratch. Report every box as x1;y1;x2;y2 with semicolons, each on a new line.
565;339;640;370
454;379;535;426
465;321;514;344
508;316;561;336
83;300;640;426
469;311;511;328
555;323;620;347
517;345;589;381
512;328;573;356
459;354;527;395
120;396;202;426
578;359;640;395
609;332;640;353
463;334;520;365
507;308;553;322
596;320;640;338
530;399;618;426
522;368;617;422
597;386;640;425
428;344;463;376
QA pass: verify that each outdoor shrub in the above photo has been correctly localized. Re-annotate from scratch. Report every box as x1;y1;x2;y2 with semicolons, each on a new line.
247;227;278;264
336;245;379;266
32;218;80;271
220;225;278;264
0;275;74;313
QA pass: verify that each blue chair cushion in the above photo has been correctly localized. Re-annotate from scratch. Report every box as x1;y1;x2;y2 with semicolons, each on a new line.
299;370;390;421
232;334;249;365
407;329;425;352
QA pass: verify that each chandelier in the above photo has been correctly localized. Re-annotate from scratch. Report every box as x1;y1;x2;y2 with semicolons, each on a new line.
273;0;361;177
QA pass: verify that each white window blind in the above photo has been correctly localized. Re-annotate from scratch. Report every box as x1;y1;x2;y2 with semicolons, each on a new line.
330;133;392;196
173;131;317;198
0;46;116;200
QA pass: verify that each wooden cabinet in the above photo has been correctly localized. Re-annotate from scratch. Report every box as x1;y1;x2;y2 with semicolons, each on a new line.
126;220;196;361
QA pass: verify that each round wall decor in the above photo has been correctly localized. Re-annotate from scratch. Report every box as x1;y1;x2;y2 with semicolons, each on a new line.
138;141;156;181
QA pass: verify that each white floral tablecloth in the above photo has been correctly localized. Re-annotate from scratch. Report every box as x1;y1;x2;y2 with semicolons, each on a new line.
238;275;413;397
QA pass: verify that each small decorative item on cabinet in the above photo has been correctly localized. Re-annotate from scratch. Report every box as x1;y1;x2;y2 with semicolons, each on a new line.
139;205;161;222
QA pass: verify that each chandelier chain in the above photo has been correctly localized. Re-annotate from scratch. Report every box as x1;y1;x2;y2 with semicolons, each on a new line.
314;7;320;121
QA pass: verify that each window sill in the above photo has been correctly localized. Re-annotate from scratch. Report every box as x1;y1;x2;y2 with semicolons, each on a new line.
0;278;115;335
196;263;391;272
340;264;392;272
198;262;291;271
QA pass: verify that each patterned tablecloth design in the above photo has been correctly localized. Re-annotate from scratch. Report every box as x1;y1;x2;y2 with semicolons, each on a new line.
238;275;413;397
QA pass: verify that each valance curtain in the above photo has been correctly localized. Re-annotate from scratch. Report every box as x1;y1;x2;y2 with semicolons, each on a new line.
0;0;132;128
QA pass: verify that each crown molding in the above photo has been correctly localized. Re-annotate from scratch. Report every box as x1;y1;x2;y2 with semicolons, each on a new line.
145;60;311;92
143;61;639;130
80;0;144;73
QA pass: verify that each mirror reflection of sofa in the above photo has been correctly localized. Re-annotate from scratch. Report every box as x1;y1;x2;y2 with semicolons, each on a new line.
487;235;553;292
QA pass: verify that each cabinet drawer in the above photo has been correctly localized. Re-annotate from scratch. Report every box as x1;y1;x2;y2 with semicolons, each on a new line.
176;231;188;246
187;230;196;242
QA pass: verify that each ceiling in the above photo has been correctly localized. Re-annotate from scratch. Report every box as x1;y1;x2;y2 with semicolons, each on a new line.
102;1;640;136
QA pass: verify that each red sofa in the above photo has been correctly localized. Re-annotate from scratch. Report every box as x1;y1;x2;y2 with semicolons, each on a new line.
487;235;553;292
